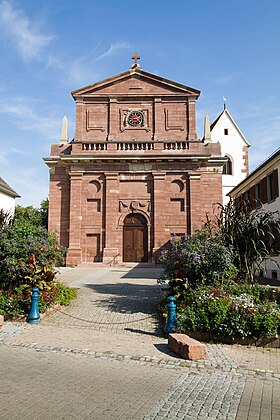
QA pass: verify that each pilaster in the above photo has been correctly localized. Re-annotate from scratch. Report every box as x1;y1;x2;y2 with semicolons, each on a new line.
153;98;162;141
66;170;83;265
103;172;120;263
189;174;201;233
152;172;167;261
108;98;118;141
187;99;198;140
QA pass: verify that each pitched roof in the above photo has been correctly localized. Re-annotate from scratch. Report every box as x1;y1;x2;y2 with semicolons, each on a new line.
71;67;200;98
0;177;20;198
210;108;250;147
229;147;280;195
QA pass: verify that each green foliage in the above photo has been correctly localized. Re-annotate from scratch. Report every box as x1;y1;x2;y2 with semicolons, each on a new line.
0;198;71;319
0;223;66;290
176;284;280;339
204;200;280;283
55;283;78;306
0;282;77;318
160;231;237;294
0;209;13;228
14;199;48;230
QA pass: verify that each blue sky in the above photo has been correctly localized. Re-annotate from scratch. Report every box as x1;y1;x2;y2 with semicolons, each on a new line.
0;0;279;207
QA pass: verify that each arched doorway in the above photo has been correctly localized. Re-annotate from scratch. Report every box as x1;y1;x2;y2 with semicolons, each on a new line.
123;213;148;262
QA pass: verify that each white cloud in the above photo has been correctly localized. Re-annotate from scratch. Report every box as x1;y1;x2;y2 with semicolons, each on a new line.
0;97;60;141
94;42;130;61
0;0;53;60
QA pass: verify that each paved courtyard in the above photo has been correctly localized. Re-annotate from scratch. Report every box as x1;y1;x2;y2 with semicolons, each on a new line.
0;265;279;419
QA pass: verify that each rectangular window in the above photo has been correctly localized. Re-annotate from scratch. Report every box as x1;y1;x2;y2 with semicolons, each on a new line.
271;271;278;280
224;128;229;135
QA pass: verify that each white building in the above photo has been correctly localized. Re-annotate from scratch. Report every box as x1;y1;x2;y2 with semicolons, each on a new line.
204;107;250;204
229;148;280;281
0;177;20;217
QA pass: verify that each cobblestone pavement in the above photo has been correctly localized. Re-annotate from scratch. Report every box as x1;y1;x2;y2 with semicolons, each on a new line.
1;265;280;419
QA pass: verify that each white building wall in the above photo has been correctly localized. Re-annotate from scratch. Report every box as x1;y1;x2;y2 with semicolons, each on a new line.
211;111;248;204
0;191;16;216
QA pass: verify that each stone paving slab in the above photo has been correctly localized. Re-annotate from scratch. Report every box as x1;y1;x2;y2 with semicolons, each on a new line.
0;345;181;420
4;324;280;378
47;266;163;335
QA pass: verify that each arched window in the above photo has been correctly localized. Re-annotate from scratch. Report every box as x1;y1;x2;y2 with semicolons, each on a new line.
223;156;233;175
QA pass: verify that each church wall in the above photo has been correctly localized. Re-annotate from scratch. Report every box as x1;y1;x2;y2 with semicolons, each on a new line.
74;98;193;143
48;166;70;248
46;63;225;265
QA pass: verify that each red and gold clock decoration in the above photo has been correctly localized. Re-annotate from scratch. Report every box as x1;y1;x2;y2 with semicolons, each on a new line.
127;111;143;126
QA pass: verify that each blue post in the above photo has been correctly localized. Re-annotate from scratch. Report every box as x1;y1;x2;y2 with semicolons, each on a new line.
28;287;40;324
165;296;176;335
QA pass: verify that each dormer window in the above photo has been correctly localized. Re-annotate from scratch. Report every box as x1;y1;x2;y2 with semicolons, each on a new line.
223;156;233;175
224;128;229;135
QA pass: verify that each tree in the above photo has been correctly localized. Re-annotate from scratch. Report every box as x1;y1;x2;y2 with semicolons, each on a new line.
14;199;48;229
204;200;280;283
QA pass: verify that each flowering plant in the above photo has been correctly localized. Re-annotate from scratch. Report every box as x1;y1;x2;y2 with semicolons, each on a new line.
0;224;66;290
176;284;280;339
160;231;237;294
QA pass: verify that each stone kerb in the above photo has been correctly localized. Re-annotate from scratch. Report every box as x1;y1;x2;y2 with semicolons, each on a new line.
168;333;206;361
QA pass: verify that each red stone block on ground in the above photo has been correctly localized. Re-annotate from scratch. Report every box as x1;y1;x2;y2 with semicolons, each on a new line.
168;333;206;361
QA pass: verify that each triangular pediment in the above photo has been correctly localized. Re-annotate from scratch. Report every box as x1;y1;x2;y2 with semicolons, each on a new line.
72;69;200;98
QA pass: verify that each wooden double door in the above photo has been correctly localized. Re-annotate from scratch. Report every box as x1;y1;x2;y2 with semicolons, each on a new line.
123;213;148;262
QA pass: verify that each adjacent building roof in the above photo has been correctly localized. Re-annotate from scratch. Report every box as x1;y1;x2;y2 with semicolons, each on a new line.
229;147;280;196
0;177;20;198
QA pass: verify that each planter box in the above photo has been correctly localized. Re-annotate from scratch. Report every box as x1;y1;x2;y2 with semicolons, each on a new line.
186;330;280;348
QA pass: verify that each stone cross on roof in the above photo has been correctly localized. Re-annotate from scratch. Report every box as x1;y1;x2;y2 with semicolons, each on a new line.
132;52;140;64
130;52;142;69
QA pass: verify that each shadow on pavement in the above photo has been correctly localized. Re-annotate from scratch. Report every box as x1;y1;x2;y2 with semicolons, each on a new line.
83;282;160;315
124;327;164;337
153;343;181;359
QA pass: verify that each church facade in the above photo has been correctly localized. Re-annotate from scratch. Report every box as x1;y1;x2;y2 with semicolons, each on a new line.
45;55;228;265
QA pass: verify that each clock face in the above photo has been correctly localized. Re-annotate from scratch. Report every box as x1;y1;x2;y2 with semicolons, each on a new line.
127;111;143;126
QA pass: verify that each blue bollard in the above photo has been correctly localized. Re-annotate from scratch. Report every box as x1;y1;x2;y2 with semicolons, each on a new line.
165;295;176;335
28;287;40;324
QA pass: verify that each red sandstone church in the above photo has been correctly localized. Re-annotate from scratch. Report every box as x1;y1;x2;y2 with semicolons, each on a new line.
45;54;233;265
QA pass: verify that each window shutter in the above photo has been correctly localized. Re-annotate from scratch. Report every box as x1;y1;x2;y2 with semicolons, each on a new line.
273;169;279;199
249;185;255;209
260;178;267;203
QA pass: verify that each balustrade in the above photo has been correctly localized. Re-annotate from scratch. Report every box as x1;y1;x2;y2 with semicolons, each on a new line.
117;142;154;151
80;141;189;153
82;143;107;151
163;142;188;150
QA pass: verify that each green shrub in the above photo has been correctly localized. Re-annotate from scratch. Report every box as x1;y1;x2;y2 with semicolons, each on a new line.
204;200;280;283
176;284;280;339
160;231;237;295
55;283;78;306
0;223;66;290
0;282;77;318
